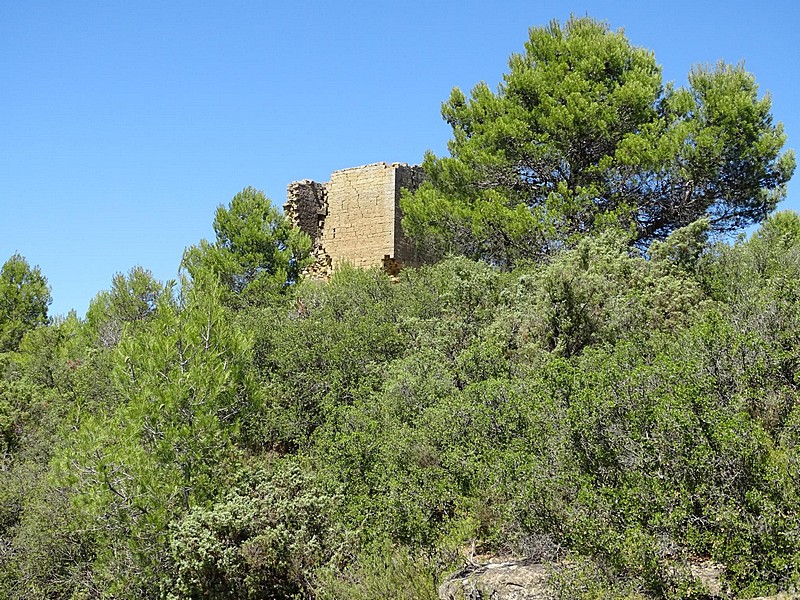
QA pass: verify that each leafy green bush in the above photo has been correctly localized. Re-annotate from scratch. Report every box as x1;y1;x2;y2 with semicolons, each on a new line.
167;461;346;599
315;540;446;600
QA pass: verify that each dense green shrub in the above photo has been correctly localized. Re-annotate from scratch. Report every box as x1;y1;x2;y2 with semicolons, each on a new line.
167;462;346;599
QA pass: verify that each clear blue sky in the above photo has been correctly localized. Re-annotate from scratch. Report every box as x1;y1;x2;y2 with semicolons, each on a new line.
2;1;798;317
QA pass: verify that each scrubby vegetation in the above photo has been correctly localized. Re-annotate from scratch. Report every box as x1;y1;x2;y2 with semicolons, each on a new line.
1;15;798;600
3;212;800;598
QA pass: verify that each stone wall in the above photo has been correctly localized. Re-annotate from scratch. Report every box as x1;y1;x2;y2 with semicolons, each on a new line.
284;162;424;278
393;163;426;265
285;179;332;277
285;179;327;242
322;163;398;269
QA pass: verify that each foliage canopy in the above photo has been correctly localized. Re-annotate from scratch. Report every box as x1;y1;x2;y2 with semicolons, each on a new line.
182;187;311;306
0;254;51;352
402;16;795;266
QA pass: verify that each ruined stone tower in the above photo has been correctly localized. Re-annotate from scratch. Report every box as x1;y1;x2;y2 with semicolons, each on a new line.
284;162;425;278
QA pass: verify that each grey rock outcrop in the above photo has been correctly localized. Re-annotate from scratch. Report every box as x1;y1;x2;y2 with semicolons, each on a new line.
438;560;554;600
437;557;798;599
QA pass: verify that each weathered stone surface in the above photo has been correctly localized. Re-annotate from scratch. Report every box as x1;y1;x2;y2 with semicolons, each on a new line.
438;557;797;599
438;560;555;600
284;162;424;278
285;179;327;242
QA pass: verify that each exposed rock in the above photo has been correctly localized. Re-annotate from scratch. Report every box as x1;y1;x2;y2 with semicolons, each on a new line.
438;560;555;600
438;557;798;600
688;558;726;597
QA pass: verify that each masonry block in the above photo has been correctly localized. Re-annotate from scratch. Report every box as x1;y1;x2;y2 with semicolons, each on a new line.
284;162;425;279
